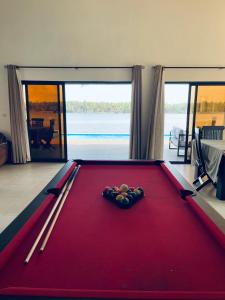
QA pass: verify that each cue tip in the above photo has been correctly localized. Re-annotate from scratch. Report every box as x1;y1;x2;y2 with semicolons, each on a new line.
24;253;32;264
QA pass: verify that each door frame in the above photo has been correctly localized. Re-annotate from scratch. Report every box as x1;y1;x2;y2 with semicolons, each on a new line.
23;80;132;162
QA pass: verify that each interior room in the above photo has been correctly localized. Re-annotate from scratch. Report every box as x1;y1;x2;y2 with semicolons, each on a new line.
0;1;225;299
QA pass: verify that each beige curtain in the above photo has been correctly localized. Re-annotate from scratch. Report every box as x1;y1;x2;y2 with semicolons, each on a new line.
146;65;164;160
129;65;142;159
7;65;30;163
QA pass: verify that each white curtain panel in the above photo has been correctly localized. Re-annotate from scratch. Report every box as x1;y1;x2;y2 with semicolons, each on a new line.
7;65;30;163
129;65;142;159
146;65;164;160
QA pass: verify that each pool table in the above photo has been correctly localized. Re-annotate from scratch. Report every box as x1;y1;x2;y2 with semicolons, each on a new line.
0;160;225;300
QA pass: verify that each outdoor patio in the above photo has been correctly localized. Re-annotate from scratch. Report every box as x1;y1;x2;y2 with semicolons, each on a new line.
67;139;129;160
163;140;185;162
67;138;185;162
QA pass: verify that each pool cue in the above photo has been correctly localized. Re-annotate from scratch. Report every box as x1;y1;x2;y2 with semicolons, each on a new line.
24;168;76;264
40;165;80;252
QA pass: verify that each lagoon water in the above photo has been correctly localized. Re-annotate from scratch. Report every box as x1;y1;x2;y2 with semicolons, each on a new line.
66;112;187;160
66;112;187;136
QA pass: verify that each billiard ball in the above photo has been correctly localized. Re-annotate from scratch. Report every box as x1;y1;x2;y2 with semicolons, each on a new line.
127;194;134;201
116;194;124;201
113;186;120;193
102;187;111;197
130;192;137;199
111;191;119;199
137;187;144;196
120;184;129;192
122;197;130;205
121;192;128;197
134;189;141;195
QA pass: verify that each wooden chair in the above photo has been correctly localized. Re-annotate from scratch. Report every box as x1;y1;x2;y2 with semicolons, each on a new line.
193;128;213;191
202;126;224;140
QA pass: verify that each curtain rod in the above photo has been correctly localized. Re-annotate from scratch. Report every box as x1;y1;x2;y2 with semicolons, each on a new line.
163;66;225;70
4;65;144;69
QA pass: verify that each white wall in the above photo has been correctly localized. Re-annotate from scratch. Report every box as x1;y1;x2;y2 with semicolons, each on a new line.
1;0;225;149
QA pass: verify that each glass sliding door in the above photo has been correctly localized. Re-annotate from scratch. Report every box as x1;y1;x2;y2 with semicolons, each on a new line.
187;83;225;162
164;83;190;163
164;82;225;164
24;82;67;162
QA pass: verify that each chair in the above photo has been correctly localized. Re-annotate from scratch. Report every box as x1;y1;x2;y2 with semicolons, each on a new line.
31;118;44;128
41;119;55;148
193;128;213;191
202;126;224;140
169;127;189;156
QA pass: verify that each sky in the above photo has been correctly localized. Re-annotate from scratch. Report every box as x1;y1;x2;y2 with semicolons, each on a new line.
65;83;189;104
65;84;132;102
165;84;189;104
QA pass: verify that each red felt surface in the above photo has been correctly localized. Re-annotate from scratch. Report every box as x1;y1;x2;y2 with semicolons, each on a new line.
1;163;225;299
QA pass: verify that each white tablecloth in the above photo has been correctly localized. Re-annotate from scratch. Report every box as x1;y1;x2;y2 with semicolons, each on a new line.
200;139;225;183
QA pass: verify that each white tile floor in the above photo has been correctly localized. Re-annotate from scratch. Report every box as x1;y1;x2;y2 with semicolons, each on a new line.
163;140;185;162
67;142;129;160
0;162;63;232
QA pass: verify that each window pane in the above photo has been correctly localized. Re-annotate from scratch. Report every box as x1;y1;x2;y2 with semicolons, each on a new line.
65;83;131;160
164;84;189;162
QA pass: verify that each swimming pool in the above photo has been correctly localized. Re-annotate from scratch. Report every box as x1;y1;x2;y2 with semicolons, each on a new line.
67;133;170;141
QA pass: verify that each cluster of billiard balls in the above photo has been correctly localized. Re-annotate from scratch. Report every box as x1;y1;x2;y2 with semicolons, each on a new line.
102;184;144;208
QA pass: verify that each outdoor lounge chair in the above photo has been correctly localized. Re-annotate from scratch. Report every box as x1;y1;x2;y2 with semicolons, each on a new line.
169;126;186;156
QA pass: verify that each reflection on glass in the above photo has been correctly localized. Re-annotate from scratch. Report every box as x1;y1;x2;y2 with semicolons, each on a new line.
26;84;65;161
195;86;225;128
